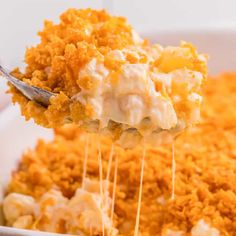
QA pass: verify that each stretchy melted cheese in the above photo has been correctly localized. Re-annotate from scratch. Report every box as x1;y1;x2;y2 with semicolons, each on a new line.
9;8;207;148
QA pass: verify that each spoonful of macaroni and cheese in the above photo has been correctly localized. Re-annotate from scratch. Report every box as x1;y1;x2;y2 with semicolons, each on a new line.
3;9;208;148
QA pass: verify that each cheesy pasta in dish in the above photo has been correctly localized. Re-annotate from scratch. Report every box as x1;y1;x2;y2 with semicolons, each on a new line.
3;72;236;236
6;6;236;236
9;8;207;148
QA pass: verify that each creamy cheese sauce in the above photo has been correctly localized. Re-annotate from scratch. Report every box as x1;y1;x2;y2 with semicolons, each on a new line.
3;179;118;235
74;58;178;131
191;219;220;236
163;219;220;236
72;42;206;149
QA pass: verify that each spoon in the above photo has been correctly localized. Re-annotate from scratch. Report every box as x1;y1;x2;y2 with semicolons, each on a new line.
0;64;55;107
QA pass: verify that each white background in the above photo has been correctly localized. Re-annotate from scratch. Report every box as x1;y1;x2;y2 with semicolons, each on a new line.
0;0;236;109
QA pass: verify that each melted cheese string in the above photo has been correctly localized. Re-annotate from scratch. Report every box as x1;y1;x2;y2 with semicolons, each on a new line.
82;134;89;189
97;138;105;236
134;147;146;236
171;142;176;200
111;150;118;222
105;143;114;222
106;143;114;183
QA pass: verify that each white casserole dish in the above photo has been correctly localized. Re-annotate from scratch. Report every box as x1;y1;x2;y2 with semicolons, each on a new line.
0;31;235;236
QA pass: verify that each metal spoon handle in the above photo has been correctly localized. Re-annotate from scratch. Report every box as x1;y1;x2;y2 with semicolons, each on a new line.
0;64;55;107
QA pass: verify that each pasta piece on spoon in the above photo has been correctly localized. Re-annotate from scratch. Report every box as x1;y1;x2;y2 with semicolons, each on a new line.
8;9;208;148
